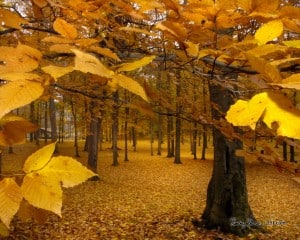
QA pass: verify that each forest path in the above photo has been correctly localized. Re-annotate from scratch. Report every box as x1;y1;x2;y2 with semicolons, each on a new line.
1;141;299;240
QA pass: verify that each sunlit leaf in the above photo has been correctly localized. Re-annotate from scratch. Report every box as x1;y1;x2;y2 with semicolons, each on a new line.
116;55;156;72
42;36;73;44
274;74;300;90
0;178;23;228
244;53;281;82
0;114;38;146
0;8;28;29
49;44;73;53
283;40;300;49
0;79;44;119
225;96;267;130
0;44;41;74
53;18;77;39
75;38;99;48
112;74;149;102
88;46;121;61
42;65;74;80
255;20;283;46
226;92;300;139
0;222;9;237
23;142;56;173
32;0;48;8
119;27;156;36
39;156;97;188
72;49;114;78
21;173;62;216
185;41;199;58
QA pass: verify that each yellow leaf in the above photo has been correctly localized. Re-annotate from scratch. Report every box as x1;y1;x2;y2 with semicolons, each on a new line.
0;114;38;146
21;173;62;216
112;74;149;102
0;44;41;74
53;18;77;39
263;92;300;138
42;65;74;80
283;40;300;49
252;0;279;12
72;49;114;78
0;222;9;237
75;38;99;48
244;53;281;82
0;79;44;119
119;27;156;36
32;0;48;8
116;55;156;72
39;156;97;188
185;41;199;58
275;74;300;90
255;20;283;46
88;46;121;61
23;142;56;173
0;178;23;228
0;8;28;29
49;44;73;53
226;92;300;139
226;96;268;130
42;36;73;44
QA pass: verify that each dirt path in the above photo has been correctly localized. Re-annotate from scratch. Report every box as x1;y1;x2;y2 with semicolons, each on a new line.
1;141;299;239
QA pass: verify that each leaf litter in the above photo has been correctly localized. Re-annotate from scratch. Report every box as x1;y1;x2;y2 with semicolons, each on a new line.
0;140;299;240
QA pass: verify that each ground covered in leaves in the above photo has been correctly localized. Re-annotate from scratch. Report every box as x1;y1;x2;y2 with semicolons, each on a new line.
1;140;300;240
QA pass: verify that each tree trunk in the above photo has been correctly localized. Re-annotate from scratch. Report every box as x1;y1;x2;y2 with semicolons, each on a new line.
157;114;162;155
112;91;119;166
201;125;208;160
124;106;129;161
193;122;197;160
167;115;174;158
44;101;48;143
199;84;260;237
70;98;80;157
49;98;58;153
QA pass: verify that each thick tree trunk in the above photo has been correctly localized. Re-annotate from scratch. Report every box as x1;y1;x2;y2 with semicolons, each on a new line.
49;98;58;153
201;125;208;160
112;91;119;166
199;84;260;237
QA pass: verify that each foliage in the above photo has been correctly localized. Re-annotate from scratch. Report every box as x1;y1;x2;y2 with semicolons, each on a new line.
0;142;96;235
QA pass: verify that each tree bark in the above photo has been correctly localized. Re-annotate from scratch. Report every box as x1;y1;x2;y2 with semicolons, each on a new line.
199;84;260;237
112;91;119;166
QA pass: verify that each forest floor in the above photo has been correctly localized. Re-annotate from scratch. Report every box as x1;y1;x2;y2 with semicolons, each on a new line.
0;140;299;240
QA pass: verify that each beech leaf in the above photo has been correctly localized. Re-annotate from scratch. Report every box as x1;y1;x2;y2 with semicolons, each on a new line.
42;65;74;80
0;114;38;146
72;49;114;78
0;79;44;119
53;18;78;39
0;9;28;29
255;20;283;46
21;173;62;216
116;55;156;72
112;74;149;102
23;142;56;173
226;92;300;139
0;178;23;228
39;156;97;188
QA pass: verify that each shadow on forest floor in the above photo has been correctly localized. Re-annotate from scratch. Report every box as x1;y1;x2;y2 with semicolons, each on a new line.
1;140;299;240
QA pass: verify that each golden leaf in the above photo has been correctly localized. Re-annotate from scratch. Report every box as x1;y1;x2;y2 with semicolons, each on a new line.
0;178;23;228
252;0;279;13
23;142;56;173
281;18;300;34
119;27;156;36
42;65;74;80
116;55;156;72
42;36;73;44
0;114;38;146
39;156;97;188
283;40;300;49
255;20;283;46
0;222;9;237
88;46;121;61
0;9;28;29
225;97;267;130
0;44;41;74
32;0;48;8
244;53;281;83
0;72;42;82
49;44;73;53
53;18;78;39
0;79;44;119
21;173;62;216
185;41;199;58
226;92;300;139
275;74;300;90
75;38;99;48
112;74;149;102
72;49;114;78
